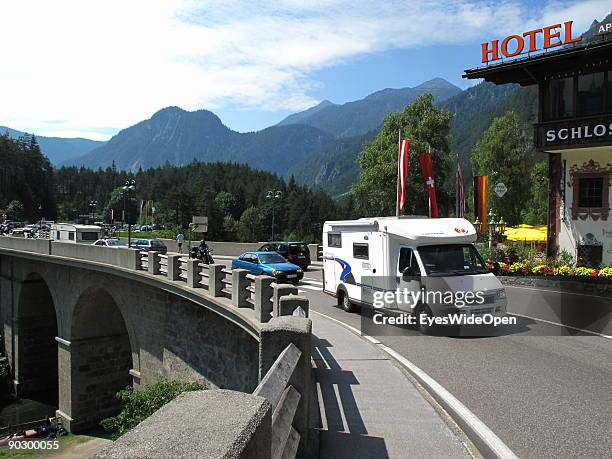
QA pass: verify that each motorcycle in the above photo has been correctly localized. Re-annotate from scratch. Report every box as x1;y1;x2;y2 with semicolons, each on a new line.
190;244;214;264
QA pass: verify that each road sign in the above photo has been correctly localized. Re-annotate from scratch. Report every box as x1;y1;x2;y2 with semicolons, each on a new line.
494;182;507;197
190;216;208;233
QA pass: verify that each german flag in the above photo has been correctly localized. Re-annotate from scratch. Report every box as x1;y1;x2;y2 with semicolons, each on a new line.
473;176;488;230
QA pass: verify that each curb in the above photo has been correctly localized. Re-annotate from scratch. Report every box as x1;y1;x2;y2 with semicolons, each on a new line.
310;310;518;459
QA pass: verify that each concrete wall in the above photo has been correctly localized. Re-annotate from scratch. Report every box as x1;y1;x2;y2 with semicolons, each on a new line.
51;242;139;269
0;236;51;254
94;390;272;459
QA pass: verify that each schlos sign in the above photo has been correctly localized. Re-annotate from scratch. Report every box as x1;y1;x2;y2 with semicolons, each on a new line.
481;21;581;63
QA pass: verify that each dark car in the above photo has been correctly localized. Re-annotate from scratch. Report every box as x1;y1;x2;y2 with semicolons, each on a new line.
130;238;168;254
258;241;311;270
232;251;303;284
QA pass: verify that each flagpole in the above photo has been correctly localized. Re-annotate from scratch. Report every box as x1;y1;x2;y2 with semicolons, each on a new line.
428;144;432;218
396;129;401;217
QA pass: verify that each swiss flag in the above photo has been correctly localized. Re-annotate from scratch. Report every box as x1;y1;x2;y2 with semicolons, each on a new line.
397;139;410;212
419;152;439;218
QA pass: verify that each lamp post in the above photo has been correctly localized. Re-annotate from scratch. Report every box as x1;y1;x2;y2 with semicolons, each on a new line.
38;204;43;236
483;210;506;249
89;200;98;220
123;179;136;247
266;190;282;241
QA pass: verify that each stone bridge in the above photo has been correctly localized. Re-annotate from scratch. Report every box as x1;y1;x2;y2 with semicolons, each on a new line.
0;237;311;444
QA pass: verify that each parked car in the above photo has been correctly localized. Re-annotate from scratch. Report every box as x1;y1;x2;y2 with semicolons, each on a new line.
1;221;24;233
232;251;303;284
92;238;129;248
130;239;167;254
258;241;311;270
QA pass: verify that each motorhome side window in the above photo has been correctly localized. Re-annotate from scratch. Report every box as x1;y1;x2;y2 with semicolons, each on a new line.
328;233;341;248
398;248;420;274
353;243;369;260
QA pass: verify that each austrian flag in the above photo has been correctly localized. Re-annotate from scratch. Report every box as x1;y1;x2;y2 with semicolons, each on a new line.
397;139;410;212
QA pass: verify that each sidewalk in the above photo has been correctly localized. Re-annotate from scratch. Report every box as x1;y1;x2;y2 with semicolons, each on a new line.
310;313;470;458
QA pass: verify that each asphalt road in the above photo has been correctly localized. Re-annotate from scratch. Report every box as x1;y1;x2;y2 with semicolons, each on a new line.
294;266;612;459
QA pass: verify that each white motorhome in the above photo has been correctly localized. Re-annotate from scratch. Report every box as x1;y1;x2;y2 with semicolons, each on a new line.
323;216;507;330
51;224;101;243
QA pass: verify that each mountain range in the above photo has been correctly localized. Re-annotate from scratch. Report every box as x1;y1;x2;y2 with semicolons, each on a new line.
0;126;103;164
54;78;467;180
6;77;536;197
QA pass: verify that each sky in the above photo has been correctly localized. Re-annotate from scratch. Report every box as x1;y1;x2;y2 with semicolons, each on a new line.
0;0;610;140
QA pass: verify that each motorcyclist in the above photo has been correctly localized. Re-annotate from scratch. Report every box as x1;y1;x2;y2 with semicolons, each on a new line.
196;239;213;263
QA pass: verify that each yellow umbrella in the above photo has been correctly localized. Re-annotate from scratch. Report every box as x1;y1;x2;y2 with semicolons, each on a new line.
504;224;547;242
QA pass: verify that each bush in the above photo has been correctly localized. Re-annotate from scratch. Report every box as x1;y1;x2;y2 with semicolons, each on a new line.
100;380;204;437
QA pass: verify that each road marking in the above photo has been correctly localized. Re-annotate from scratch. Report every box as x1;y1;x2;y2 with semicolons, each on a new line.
301;278;323;286
507;312;612;340
506;284;611;300
299;284;322;292
310;310;518;459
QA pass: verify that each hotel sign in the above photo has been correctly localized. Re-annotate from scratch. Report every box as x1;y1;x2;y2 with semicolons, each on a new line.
536;116;612;150
481;21;581;63
597;21;612;35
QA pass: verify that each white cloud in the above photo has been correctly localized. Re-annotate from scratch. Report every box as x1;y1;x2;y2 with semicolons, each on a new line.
0;0;609;139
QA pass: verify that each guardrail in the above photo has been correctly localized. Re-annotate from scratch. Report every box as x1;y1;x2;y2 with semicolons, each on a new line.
0;237;309;324
253;343;302;459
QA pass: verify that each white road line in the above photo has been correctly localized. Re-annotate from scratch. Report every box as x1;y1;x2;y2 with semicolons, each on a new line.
507;312;612;340
301;279;323;286
310;310;517;459
298;285;322;292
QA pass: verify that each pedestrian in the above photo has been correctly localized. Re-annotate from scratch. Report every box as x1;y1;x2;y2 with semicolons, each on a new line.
176;231;185;253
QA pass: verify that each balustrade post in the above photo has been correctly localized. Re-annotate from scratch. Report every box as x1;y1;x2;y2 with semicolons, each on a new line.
166;254;181;280
186;259;201;288
148;251;160;275
254;275;275;322
232;269;249;308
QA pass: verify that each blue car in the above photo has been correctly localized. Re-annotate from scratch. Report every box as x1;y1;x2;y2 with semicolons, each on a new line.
231;251;304;284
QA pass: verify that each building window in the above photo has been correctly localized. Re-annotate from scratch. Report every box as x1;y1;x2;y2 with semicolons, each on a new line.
353;243;369;260
546;77;574;119
328;233;341;248
578;178;603;208
569;160;611;221
577;72;604;116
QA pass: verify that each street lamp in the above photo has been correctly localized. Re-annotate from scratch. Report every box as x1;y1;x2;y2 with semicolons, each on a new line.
38;204;43;236
486;210;506;249
123;179;136;247
89;200;98;220
266;190;282;241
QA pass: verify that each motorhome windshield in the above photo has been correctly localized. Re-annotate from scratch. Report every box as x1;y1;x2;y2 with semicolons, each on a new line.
417;244;488;276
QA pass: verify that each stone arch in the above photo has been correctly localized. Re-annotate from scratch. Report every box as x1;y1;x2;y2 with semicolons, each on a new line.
15;272;59;407
64;286;134;432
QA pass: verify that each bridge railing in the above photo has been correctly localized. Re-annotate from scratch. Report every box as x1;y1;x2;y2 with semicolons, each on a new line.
0;238;309;325
253;342;302;459
137;251;308;324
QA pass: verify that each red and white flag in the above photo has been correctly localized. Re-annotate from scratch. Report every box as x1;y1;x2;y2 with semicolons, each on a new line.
419;152;439;218
397;139;410;213
456;160;465;218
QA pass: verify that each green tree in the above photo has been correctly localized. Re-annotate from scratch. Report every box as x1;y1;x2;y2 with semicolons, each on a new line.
352;94;453;217
6;200;24;221
471;111;534;225
522;161;548;224
214;191;237;217
239;206;265;242
223;215;239;240
104;187;138;224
